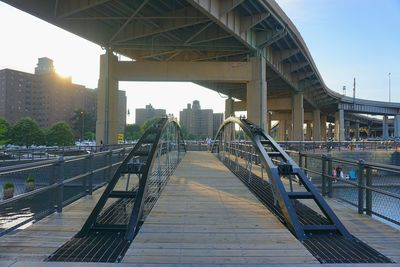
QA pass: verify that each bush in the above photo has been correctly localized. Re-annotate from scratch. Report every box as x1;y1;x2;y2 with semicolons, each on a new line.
26;176;35;183
3;182;14;190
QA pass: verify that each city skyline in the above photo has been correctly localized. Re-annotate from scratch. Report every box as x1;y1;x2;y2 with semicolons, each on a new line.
0;1;399;124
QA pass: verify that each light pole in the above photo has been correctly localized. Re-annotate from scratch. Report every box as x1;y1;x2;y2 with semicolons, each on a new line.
80;111;85;141
389;72;391;102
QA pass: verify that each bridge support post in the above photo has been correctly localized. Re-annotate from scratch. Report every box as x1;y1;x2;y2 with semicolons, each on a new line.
278;120;286;141
96;50;119;145
345;120;351;140
334;109;345;141
313;109;321;141
225;97;234;118
320;114;327;141
354;120;360;140
291;93;304;141
247;52;266;131
382;115;389;140
395;114;400;138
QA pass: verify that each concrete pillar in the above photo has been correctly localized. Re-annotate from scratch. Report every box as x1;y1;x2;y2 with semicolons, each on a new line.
383;115;389;140
291;93;304;141
225;97;234;119
328;123;333;139
395;115;400;138
305;122;312;140
345;120;351;140
278;120;286;141
334;109;345;141
354;120;360;140
247;50;267;131
320;114;327;141
96;50;119;145
267;112;272;135
313;109;321;141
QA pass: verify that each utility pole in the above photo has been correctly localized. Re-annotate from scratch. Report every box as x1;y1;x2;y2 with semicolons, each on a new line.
353;77;356;105
389;72;391;102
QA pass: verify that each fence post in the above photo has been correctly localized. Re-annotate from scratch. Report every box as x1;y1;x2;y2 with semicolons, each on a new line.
321;155;327;196
88;153;94;195
107;150;113;182
55;156;64;213
82;154;88;195
365;166;372;216
358;159;365;214
327;155;332;198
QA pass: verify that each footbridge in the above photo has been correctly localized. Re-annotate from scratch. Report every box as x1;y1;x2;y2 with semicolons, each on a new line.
3;0;400;143
0;117;399;265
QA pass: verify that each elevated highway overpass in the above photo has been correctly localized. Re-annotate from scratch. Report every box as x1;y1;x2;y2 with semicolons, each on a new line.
3;0;400;143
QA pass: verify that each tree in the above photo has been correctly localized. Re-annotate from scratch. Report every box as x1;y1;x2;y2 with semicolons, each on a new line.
71;109;95;139
10;118;45;146
141;117;160;133
0;117;10;145
125;124;142;141
46;122;75;146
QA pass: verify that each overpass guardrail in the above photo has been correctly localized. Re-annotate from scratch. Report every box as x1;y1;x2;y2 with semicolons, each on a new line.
0;147;131;237
287;150;400;226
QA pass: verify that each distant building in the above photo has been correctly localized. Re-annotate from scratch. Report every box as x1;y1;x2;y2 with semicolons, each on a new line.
179;100;214;139
213;113;224;136
0;58;127;135
135;104;166;126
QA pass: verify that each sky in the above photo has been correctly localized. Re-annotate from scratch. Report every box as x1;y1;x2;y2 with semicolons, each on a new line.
0;1;399;124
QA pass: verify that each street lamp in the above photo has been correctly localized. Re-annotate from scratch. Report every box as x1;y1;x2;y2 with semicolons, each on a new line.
389;72;391;102
80;111;85;141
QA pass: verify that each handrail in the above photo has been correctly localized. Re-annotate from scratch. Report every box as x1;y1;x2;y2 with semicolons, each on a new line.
212;116;351;240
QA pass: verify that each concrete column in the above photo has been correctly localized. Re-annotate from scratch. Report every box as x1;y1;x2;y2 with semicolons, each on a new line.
96;50;119;145
267;111;272;135
247;50;267;131
291;93;304;141
334;109;345;141
328;123;333;139
395;115;400;138
305;122;312;140
320;114;327;141
354;120;360;140
225;97;234;119
345;120;351;140
278;120;286;141
313;109;321;141
383;115;389;140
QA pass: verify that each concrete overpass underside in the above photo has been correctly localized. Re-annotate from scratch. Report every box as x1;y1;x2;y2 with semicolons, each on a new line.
3;0;400;143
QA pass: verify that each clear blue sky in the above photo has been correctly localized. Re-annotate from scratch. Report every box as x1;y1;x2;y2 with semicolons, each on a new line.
0;1;399;123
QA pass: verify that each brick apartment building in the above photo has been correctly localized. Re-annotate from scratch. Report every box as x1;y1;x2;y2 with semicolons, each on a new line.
0;57;126;135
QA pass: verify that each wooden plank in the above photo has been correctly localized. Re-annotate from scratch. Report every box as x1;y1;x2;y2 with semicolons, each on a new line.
123;151;317;264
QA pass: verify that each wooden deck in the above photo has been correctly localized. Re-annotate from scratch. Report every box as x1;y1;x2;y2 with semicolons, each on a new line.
0;151;399;266
123;151;317;264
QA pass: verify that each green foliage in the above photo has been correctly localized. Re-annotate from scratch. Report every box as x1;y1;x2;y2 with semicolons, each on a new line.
0;117;11;145
46;122;75;146
84;131;95;140
71;109;95;139
26;175;35;183
125;124;142;141
141;117;160;133
10;117;45;146
3;182;14;190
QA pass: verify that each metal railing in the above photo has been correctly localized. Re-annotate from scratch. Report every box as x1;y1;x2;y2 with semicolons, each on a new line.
287;150;400;226
0;147;131;236
278;140;400;153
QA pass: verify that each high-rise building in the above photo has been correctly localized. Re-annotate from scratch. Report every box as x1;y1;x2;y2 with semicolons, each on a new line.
0;58;127;135
213;113;224;136
179;100;215;139
135;104;166;126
